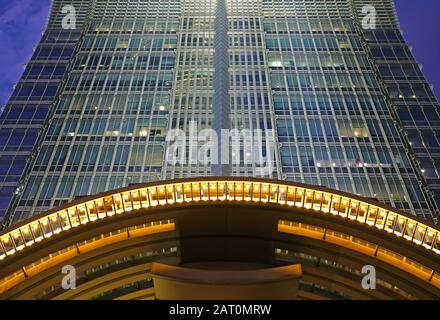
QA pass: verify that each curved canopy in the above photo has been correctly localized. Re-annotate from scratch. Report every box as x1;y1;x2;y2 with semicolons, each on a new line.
0;177;439;299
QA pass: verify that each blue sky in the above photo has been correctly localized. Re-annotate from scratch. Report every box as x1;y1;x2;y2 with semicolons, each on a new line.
0;0;439;105
0;0;51;105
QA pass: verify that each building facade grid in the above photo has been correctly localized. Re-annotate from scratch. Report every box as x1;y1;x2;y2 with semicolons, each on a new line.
0;0;439;226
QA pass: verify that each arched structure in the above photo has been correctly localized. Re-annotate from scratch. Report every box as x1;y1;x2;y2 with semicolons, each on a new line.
0;177;439;300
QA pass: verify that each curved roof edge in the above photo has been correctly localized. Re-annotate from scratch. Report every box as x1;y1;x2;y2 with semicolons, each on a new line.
0;177;439;262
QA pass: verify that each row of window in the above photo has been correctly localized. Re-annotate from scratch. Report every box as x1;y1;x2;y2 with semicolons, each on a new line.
273;93;388;114
276;117;398;139
82;35;177;51
270;71;377;90
266;35;362;51
91;20;180;34
34;144;164;169
371;45;414;61
280;143;410;168
57;92;171;113
0;105;48;124
267;52;370;70
22;172;159;202
65;71;174;91
74;54;176;71
33;46;74;60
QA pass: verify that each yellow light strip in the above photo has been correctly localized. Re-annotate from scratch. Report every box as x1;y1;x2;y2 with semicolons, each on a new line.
0;179;439;261
278;220;440;290
0;220;175;295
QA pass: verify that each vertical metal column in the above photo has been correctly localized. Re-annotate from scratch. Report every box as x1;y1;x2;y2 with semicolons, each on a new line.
212;0;231;176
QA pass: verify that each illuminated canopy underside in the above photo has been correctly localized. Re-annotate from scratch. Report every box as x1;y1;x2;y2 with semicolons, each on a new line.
0;177;439;300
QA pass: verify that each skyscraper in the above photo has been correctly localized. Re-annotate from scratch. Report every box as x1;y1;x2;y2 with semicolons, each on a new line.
1;0;440;301
0;0;439;227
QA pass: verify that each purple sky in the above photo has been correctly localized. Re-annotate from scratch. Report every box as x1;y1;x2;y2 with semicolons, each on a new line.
0;0;440;105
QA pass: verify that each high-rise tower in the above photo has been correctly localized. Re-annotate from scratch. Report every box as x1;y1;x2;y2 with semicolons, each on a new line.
0;0;439;226
1;0;440;301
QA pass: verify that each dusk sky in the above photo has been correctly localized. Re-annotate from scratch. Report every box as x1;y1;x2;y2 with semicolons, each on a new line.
0;0;439;105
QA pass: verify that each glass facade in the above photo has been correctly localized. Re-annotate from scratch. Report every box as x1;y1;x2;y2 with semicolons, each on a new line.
0;0;439;226
0;0;91;222
357;0;440;218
